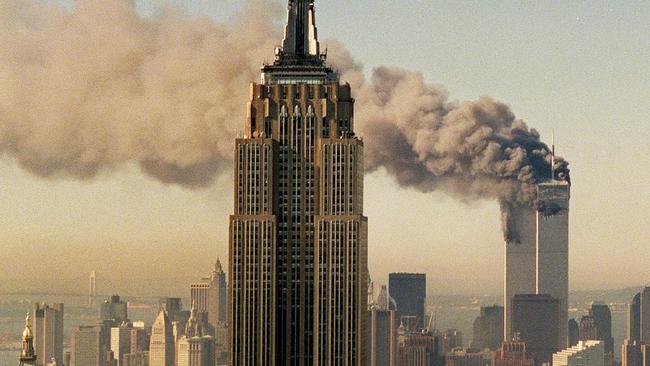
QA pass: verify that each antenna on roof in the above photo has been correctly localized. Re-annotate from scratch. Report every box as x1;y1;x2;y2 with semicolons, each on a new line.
551;130;556;181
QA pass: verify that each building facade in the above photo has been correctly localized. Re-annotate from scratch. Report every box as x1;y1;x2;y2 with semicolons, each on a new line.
629;293;641;342
511;294;559;366
389;273;427;331
33;303;64;366
445;349;492;366
493;340;534;366
367;307;397;366
101;296;128;326
149;310;174;366
552;340;604;366
71;324;106;366
190;259;227;334
228;1;368;365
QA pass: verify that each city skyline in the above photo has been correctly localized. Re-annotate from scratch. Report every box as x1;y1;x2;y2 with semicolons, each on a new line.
1;0;649;296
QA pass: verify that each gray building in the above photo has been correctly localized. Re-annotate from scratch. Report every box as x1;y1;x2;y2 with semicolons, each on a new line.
101;296;128;325
472;306;503;351
588;303;614;357
629;292;641;342
228;1;368;365
511;294;560;366
641;287;650;343
368;307;397;366
33;303;64;366
389;273;427;330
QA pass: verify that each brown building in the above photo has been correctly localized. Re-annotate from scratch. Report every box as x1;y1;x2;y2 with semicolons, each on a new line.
493;340;534;366
397;330;442;366
228;1;367;365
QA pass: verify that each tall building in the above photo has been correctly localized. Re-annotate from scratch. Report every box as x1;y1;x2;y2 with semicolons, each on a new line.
20;314;37;366
33;303;64;366
578;316;598;341
472;306;504;351
149;310;174;366
111;324;135;366
493;340;534;366
504;180;570;350
641;287;650;343
439;330;464;355
228;1;368;365
101;296;128;325
176;305;215;366
190;259;227;334
552;340;604;366
71;324;106;366
389;273;427;330
621;340;642;366
629;293;641;342
567;319;579;347
367;306;397;366
511;294;559;366
588;303;614;359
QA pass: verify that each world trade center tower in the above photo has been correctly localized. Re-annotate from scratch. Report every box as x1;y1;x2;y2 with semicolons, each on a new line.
228;1;368;365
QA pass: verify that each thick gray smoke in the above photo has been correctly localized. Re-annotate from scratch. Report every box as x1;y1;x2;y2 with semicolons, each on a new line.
0;0;569;237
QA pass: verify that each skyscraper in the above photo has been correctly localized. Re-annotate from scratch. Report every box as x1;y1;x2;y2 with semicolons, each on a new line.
367;306;397;366
511;294;560;366
101;296;128;326
20;314;37;366
33;303;64;366
228;1;368;365
472;306;504;351
504;180;570;350
149;310;174;366
588;303;614;360
640;287;650;343
552;341;604;366
629;292;641;342
177;305;215;366
71;324;106;366
190;259;227;335
389;273;427;330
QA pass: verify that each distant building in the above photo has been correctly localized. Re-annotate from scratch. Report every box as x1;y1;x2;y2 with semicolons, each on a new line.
567;319;579;347
89;271;97;307
552;340;604;366
445;348;492;366
629;293;641;342
511;294;559;366
472;306;504;351
20;314;37;366
389;273;427;330
148;310;174;366
111;324;137;366
122;352;149;366
190;259;227;332
176;304;214;366
376;285;390;311
397;327;442;366
33;303;64;366
71;324;106;366
587;303;614;364
641;288;650;343
493;340;534;366
368;306;397;366
101;296;128;325
621;339;641;366
578;316;598;341
439;329;464;355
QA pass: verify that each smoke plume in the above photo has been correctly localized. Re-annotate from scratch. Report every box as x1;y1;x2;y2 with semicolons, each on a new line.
0;0;569;237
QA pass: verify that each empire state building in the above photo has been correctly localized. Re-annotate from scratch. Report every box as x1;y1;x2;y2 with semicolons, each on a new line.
228;1;368;365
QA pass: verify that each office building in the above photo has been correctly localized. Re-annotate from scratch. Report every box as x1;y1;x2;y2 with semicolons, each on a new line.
552;340;604;366
445;349;492;366
641;288;650;343
568;319;579;347
176;305;214;366
71;324;107;366
621;340;642;366
629;293;641;342
397;327;442;366
191;259;227;330
472;306;504;351
578;316;598;341
149;310;174;366
228;1;368;365
101;296;128;325
122;352;149;366
505;180;570;351
33;303;64;366
588;303;614;359
389;273;427;330
511;294;559;366
493;340;534;366
368;306;397;366
111;324;135;366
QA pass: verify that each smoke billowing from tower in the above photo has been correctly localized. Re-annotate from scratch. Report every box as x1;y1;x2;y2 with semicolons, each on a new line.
0;0;569;238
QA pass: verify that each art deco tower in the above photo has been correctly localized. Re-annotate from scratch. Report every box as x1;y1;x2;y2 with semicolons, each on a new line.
229;1;368;365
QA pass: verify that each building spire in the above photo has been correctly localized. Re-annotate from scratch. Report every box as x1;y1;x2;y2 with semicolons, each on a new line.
19;314;36;366
282;0;320;58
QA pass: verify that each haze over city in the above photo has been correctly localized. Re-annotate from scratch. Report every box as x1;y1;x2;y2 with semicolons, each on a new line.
1;0;649;297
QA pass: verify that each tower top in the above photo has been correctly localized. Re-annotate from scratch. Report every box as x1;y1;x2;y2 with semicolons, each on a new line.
281;0;320;59
19;313;36;366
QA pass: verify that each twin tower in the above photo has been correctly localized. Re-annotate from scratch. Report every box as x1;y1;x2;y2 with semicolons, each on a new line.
229;1;367;365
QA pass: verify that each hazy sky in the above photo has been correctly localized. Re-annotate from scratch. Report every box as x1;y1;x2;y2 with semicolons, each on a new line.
1;0;649;295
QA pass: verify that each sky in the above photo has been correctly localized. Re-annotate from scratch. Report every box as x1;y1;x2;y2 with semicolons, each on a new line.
1;0;649;296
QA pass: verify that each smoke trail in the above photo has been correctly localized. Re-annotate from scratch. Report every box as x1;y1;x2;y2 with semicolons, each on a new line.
0;0;569;237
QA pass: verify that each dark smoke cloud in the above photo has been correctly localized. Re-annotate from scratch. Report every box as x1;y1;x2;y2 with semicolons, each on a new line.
0;0;569;237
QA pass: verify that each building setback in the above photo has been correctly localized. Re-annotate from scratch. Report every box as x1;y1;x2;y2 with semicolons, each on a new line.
228;1;368;365
552;340;604;366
